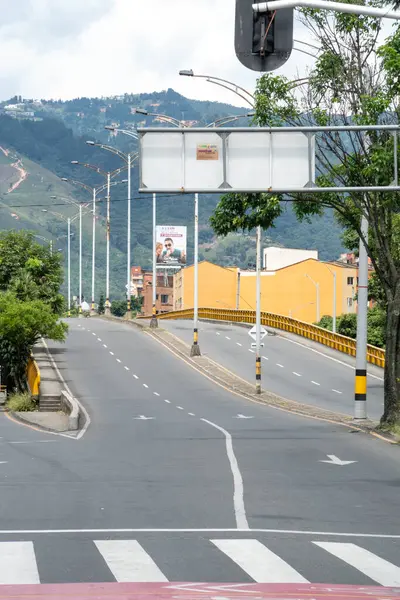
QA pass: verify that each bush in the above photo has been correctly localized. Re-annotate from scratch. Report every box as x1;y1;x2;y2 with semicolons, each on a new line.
315;315;333;330
111;300;127;318
7;392;37;412
337;313;358;338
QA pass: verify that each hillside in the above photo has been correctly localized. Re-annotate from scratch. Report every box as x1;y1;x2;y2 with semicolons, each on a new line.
0;91;345;300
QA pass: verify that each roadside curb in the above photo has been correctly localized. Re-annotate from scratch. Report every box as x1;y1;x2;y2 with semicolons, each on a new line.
100;315;398;445
6;410;69;434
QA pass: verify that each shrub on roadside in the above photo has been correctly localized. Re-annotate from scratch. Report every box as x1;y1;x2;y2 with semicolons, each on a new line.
7;392;37;412
111;300;127;318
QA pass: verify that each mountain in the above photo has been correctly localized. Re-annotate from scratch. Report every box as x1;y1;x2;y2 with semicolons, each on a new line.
0;91;345;300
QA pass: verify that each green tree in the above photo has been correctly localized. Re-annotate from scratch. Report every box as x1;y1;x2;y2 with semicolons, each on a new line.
111;300;127;318
98;293;105;315
210;5;400;426
0;292;68;391
0;231;64;314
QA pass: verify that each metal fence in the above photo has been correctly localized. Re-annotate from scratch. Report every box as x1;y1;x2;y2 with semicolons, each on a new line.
151;307;385;368
27;357;41;398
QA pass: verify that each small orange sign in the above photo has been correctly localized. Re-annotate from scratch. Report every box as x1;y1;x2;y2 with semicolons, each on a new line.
196;144;219;161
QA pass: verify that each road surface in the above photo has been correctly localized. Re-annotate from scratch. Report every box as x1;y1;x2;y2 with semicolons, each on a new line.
158;319;384;421
0;318;398;589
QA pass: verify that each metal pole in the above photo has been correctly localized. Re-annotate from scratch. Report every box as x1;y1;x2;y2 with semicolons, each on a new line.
316;282;320;323
354;214;369;420
50;240;53;256
105;172;111;315
79;204;82;317
236;270;241;310
332;271;337;333
67;217;71;318
126;153;132;317
255;225;262;394
91;187;96;314
191;193;201;356
150;193;158;328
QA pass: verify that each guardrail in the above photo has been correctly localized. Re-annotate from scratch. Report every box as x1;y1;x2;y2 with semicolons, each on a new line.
153;307;385;368
27;357;41;398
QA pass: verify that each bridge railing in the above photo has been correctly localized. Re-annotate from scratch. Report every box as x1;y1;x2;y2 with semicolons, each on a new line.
27;357;41;398
148;307;385;368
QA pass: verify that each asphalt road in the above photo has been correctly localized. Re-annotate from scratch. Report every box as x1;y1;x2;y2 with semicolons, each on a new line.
158;319;384;421
0;317;399;588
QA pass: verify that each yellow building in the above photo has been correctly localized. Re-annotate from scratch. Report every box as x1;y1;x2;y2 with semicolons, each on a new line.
173;259;358;324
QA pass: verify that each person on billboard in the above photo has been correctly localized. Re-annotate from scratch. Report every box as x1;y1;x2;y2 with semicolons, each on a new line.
156;242;164;263
162;237;186;264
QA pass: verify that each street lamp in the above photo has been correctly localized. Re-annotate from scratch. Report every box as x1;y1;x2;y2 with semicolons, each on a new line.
179;70;256;108
70;161;128;315
324;263;337;333
41;208;79;317
32;234;53;256
134;108;184;128
86;140;139;317
63;176;127;314
51;196;90;316
305;274;320;323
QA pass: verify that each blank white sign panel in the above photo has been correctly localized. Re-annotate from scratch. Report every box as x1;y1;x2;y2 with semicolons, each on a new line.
139;129;313;193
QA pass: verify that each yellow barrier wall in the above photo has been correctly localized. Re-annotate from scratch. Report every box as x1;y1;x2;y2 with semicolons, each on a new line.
156;307;385;368
27;357;40;397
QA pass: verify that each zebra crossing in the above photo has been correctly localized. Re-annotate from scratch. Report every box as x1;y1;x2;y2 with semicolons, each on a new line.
0;536;399;586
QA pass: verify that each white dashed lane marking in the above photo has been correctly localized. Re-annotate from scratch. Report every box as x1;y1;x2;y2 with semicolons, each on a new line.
116;359;121;363
293;372;302;377
164;400;171;404
153;392;160;397
332;389;343;395
276;363;284;368
188;413;195;416
143;384;149;389
110;351;114;356
97;338;102;342
226;337;231;340
236;342;242;347
312;381;320;386
133;375;139;380
103;344;107;348
177;406;184;410
124;366;129;371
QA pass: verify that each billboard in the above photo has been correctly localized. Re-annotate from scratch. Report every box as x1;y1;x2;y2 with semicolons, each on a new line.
156;226;187;267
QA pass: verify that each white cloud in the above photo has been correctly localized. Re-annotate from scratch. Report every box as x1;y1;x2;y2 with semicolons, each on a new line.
0;0;315;106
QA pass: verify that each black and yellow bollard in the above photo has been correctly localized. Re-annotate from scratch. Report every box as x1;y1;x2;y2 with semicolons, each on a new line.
190;327;201;357
150;303;158;328
256;356;261;394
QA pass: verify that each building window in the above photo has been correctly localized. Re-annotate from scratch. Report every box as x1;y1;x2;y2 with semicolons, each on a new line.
347;297;353;307
161;294;169;304
347;277;354;285
156;294;159;300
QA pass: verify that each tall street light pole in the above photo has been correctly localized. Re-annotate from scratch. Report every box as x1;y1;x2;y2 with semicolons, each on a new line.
354;214;369;420
150;193;158;328
324;263;337;333
255;225;262;394
87;139;139;317
305;274;320;323
70;161;128;315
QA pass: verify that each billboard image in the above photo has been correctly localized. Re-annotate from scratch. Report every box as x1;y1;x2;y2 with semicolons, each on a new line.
156;225;187;267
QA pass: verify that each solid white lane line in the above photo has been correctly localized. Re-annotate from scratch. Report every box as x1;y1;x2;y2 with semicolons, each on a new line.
202;419;249;529
0;541;40;584
276;363;284;368
110;351;114;356
143;384;149;389
332;389;342;394
314;542;400;586
95;540;168;583
311;381;320;386
124;366;129;371
116;359;121;363
212;539;308;583
154;392;160;396
236;342;242;347
293;372;302;377
133;374;139;379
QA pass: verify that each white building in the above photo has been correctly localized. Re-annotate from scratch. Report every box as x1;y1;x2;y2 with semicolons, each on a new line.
263;246;318;270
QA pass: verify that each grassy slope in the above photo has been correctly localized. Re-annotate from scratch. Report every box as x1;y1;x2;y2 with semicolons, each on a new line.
0;148;126;300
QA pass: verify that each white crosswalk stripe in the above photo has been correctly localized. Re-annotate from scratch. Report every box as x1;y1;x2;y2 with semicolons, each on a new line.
0;538;399;585
212;539;308;583
94;540;168;582
314;542;400;586
0;541;40;584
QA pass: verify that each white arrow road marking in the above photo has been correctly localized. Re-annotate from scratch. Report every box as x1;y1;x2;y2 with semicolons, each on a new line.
134;416;154;420
234;414;254;419
319;454;357;466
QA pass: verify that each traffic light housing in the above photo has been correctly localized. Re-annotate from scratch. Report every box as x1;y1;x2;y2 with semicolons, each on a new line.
235;0;294;71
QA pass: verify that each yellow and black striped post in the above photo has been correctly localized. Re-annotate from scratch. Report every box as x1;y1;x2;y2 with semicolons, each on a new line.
355;368;367;404
256;356;261;394
191;327;201;356
150;302;158;328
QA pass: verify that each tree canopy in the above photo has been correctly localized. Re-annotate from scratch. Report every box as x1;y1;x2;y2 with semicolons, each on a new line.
210;1;400;426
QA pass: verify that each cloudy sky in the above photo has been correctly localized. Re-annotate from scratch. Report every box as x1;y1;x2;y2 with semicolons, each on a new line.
0;0;317;106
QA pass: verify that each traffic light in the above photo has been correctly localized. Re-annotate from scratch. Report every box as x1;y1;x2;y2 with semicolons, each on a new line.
235;0;294;71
